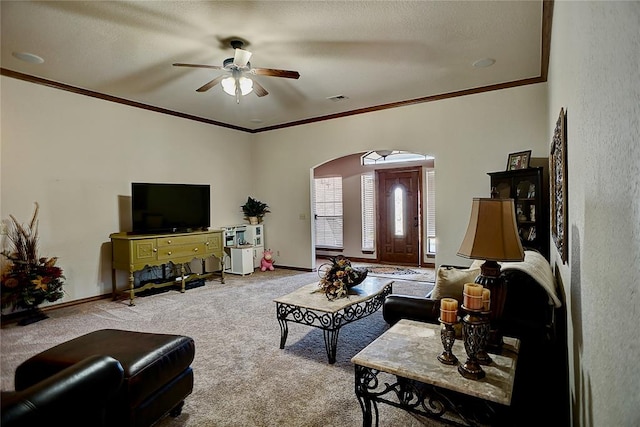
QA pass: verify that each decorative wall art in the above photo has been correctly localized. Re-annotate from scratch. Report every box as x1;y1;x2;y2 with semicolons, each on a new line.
550;108;568;263
506;150;531;170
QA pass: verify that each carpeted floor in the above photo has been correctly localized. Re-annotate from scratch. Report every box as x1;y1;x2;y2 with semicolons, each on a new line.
1;268;441;426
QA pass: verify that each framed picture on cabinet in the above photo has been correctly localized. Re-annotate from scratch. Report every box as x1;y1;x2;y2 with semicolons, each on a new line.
550;108;568;263
506;150;532;170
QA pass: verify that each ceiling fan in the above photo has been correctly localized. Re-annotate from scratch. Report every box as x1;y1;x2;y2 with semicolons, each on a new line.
173;40;300;104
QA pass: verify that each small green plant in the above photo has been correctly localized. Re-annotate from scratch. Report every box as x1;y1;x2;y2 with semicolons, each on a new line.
240;196;270;220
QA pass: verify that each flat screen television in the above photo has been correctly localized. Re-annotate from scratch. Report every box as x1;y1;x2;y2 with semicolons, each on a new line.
131;183;210;234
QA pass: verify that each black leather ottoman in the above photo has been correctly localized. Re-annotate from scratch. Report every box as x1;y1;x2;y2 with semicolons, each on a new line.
14;329;195;427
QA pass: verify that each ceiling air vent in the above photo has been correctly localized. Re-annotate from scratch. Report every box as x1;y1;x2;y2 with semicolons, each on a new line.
327;95;349;102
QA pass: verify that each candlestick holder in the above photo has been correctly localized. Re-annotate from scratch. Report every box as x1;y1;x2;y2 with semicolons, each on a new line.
437;318;459;365
475;310;492;366
458;305;491;380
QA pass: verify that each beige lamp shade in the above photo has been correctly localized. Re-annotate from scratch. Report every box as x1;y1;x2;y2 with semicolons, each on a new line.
457;198;524;262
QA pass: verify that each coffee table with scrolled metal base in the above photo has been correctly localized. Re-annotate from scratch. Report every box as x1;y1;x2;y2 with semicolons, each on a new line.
274;277;393;364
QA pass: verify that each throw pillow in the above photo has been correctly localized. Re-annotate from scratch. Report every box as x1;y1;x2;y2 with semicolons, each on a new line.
432;266;481;303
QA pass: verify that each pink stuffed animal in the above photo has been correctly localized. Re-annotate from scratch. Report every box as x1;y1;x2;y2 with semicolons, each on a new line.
261;249;275;271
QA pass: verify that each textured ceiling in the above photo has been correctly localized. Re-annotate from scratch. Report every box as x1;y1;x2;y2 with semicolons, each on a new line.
1;1;548;132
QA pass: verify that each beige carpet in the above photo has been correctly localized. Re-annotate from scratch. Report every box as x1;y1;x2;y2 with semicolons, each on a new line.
1;269;441;427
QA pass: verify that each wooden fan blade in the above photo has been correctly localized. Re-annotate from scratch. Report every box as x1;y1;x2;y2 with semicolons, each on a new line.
173;63;223;70
196;75;224;92
252;80;269;97
251;68;300;79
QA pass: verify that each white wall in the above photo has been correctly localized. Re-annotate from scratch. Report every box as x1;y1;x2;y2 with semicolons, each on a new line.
252;83;549;269
1;77;253;305
1;65;549;323
547;2;640;425
1;56;549;319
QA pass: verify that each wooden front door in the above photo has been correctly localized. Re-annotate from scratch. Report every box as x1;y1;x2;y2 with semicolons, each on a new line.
377;168;422;265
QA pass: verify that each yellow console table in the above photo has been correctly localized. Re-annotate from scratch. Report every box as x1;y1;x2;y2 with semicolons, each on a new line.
110;230;225;306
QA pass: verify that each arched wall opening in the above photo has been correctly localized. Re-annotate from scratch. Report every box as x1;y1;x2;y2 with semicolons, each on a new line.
311;150;435;267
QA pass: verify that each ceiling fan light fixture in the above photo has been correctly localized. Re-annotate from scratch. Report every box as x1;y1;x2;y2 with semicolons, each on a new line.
239;77;254;95
222;76;254;97
221;77;234;95
233;48;252;68
173;38;298;101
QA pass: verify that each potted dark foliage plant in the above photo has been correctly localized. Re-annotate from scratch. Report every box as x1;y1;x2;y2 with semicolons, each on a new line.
1;202;66;324
240;196;270;224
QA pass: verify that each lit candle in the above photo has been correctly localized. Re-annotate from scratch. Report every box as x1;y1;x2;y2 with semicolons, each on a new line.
463;283;484;310
482;288;491;311
440;298;458;323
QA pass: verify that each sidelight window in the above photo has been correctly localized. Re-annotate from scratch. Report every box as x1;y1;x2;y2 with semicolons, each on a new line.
361;173;375;250
426;169;436;254
313;177;343;248
394;186;405;236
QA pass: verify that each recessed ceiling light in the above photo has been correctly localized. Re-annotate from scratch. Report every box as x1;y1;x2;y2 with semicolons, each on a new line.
12;51;44;64
473;58;495;68
250;119;263;124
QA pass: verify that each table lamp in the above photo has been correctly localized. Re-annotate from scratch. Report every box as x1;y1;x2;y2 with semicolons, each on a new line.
457;198;524;348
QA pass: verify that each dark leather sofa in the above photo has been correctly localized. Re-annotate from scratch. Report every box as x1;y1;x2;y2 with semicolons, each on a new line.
382;261;569;426
1;355;125;427
384;267;557;342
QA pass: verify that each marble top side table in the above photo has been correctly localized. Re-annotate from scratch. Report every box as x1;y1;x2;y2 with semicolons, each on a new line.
351;319;520;426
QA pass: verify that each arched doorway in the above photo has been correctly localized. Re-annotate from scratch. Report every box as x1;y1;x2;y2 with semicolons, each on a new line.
311;150;434;267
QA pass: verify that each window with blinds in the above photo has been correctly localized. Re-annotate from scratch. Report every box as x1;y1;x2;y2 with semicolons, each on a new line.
313;177;343;248
361;173;375;250
426;169;436;254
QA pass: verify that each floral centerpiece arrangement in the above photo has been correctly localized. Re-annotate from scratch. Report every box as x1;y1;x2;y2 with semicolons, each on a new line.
317;255;367;301
1;203;66;313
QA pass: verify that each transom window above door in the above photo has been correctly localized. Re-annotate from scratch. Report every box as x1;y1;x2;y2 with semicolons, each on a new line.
361;151;433;165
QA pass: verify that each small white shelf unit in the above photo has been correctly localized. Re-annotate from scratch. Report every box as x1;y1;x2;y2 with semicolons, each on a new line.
222;224;264;275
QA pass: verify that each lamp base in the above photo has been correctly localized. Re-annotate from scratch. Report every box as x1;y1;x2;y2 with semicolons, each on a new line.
474;260;505;350
458;359;486;380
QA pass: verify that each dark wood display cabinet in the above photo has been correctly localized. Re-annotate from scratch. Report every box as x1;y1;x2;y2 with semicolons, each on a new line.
488;166;549;260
